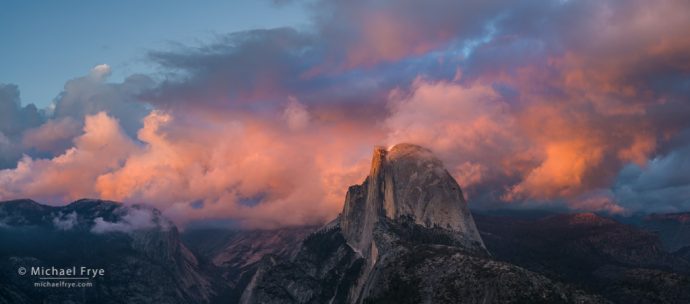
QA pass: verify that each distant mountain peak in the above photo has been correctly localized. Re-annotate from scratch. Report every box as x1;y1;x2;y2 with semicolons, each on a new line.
386;143;436;161
646;212;690;223
239;145;616;304
68;198;120;206
0;198;45;209
0;198;171;234
340;143;485;256
545;212;617;226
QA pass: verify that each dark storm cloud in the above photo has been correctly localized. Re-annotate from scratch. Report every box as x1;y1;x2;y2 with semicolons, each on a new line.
147;28;314;108
1;65;154;167
0;84;43;136
51;65;154;137
613;129;690;212
0;84;44;168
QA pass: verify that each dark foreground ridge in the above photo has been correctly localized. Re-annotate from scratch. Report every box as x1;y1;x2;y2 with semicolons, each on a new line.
0;199;216;304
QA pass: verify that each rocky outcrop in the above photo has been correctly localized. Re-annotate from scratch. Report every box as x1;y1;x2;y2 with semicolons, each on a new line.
239;223;364;304
6;144;689;303
240;144;606;304
182;226;316;303
340;144;485;259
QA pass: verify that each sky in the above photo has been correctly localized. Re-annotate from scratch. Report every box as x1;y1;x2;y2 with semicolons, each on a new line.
1;0;689;228
0;0;308;108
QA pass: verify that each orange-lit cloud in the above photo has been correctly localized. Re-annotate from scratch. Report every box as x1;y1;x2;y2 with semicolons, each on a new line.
0;107;381;228
0;112;137;201
2;0;690;226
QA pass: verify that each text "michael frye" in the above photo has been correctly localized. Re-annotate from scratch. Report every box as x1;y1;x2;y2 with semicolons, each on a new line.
30;266;105;278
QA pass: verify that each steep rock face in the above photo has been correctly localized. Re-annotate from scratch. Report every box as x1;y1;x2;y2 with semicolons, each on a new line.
241;144;606;304
183;227;315;278
385;144;481;237
239;224;364;304
340;144;485;258
339;144;487;301
182;226;316;303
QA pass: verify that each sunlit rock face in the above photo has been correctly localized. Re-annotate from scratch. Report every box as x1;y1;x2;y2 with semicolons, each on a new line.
239;144;609;304
340;143;485;257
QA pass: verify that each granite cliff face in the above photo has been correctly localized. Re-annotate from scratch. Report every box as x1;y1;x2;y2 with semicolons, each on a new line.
182;226;317;303
3;144;689;303
240;144;607;304
335;144;487;302
340;144;485;257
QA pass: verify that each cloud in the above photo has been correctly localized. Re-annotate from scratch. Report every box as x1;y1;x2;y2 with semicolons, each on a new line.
52;211;78;230
568;190;626;215
0;107;380;228
612;133;690;213
0;64;153;168
2;0;690;226
312;0;512;68
146;28;314;109
51;65;153;137
0;84;43;137
384;78;526;201
93;109;378;228
383;68;687;213
0;112;138;202
90;64;112;80
90;206;161;234
0;84;45;168
0;132;13;167
21;118;81;155
283;97;310;131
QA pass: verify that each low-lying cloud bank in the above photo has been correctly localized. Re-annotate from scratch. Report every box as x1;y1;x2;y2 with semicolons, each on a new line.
1;0;689;227
90;206;164;234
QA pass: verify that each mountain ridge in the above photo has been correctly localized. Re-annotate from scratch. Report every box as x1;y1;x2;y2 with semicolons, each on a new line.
2;144;690;303
0;199;217;304
238;144;609;303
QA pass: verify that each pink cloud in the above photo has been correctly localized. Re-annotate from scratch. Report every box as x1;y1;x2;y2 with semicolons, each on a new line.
0;106;381;228
0;112;137;202
22;118;81;154
2;0;690;226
